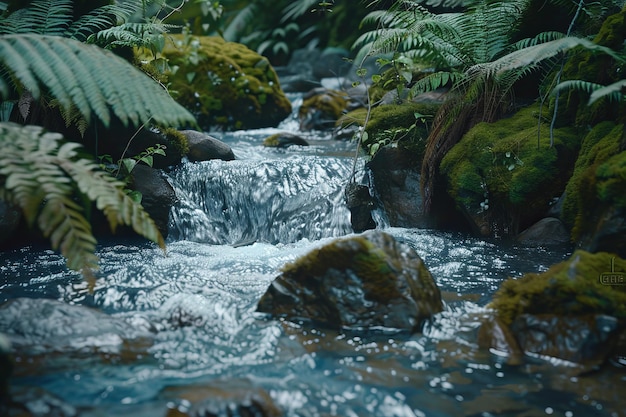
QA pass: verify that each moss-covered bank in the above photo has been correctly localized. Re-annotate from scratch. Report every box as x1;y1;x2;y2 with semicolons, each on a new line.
440;105;581;236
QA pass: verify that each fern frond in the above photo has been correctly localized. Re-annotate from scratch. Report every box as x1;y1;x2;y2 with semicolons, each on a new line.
222;3;259;42
552;79;604;96
409;71;463;96
486;36;624;76
65;2;144;42
0;34;195;128
0;0;73;36
0;122;164;273
88;22;171;51
589;80;626;104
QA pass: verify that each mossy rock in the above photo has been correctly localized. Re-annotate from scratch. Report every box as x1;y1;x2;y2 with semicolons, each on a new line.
490;250;626;326
262;133;309;148
561;122;623;239
256;230;443;332
299;89;350;131
440;105;581;236
338;103;438;161
150;35;292;131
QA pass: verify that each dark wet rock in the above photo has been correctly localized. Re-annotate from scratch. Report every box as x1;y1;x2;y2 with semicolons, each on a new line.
161;379;281;417
515;217;571;246
367;146;429;228
263;132;309;148
487;250;626;367
0;333;11;409
511;313;620;367
477;315;523;366
0;199;20;246
256;230;443;332
181;130;236;162
129;164;177;238
344;183;376;233
0;298;153;354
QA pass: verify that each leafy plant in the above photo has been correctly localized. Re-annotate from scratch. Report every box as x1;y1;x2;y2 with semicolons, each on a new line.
0;122;165;278
0;0;197;277
354;0;624;213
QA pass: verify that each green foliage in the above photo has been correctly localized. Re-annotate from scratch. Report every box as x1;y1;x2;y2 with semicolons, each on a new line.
0;122;165;275
0;0;142;41
0;34;195;128
490;250;626;325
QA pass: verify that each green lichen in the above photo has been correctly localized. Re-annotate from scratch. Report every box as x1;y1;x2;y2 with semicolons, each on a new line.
596;150;626;209
440;105;580;229
154;35;291;130
561;122;622;239
490;251;626;325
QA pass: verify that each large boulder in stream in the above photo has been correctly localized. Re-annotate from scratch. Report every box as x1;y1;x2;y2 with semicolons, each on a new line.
256;230;443;332
181;130;236;162
482;250;626;370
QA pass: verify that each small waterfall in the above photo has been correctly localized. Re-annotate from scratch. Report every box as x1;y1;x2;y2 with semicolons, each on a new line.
167;153;355;245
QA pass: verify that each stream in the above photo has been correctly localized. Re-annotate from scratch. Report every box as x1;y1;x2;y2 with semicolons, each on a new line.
0;95;624;416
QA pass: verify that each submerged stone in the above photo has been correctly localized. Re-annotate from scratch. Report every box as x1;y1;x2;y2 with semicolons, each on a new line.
256;230;443;332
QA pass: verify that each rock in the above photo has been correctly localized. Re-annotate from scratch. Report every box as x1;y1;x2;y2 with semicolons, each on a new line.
0;298;153;355
7;386;77;417
153;35;292;131
476;315;523;365
0;199;20;246
181;130;235;162
515;217;571;246
161;379;281;417
560;122;626;257
488;250;626;366
299;88;351;131
0;333;11;409
256;230;443;332
439;104;580;237
262;132;309;148
367;145;430;228
511;313;620;368
130;164;178;238
311;47;352;79
344;183;376;233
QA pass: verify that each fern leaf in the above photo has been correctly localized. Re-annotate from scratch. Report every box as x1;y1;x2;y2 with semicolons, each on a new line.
0;34;196;128
486;36;624;76
589;80;626;104
65;2;144;42
0;122;165;274
0;0;73;36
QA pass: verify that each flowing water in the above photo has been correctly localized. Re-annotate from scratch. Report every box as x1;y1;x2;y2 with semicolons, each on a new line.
1;96;624;416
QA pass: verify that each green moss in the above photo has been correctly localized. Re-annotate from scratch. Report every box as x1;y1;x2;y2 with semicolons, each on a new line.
440;105;580;218
596;150;626;209
263;134;280;147
339;103;438;160
162;127;189;156
280;236;403;302
299;90;349;121
490;251;626;325
561;122;622;239
154;34;291;130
